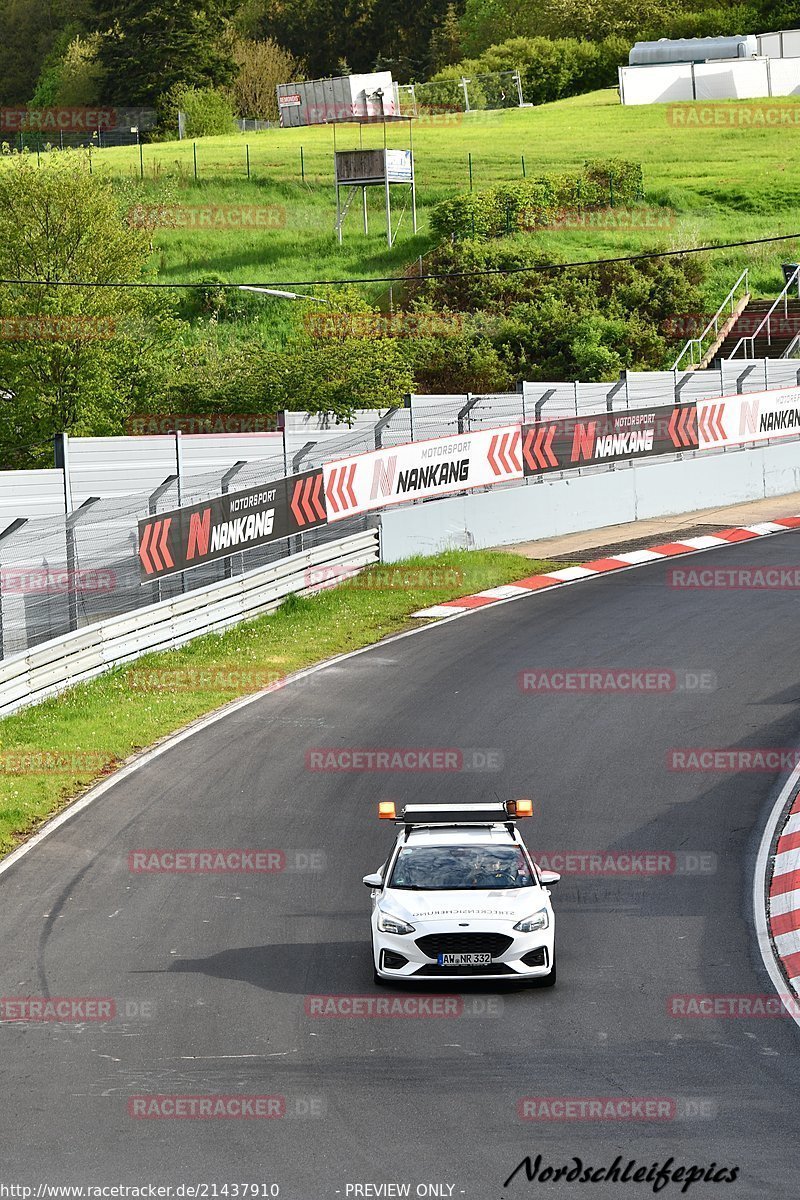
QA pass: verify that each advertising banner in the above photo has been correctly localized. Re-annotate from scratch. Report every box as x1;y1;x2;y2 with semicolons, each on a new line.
697;386;800;451
521;404;698;476
137;469;326;581
322;426;522;521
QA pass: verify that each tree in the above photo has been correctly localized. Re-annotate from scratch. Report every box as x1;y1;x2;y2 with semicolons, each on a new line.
31;33;105;107
228;36;304;120
0;0;93;104
94;0;235;106
429;3;463;73
0;151;181;465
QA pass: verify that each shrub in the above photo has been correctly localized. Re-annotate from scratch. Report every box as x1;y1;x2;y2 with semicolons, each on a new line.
162;85;236;138
430;159;644;241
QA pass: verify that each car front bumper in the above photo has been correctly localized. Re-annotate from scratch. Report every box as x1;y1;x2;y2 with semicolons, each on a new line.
371;919;554;982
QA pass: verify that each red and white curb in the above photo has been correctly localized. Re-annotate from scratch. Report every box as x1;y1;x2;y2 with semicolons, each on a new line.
768;790;800;999
411;518;800;618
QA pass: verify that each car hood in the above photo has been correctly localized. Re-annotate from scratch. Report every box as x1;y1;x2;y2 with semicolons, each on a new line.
380;887;546;923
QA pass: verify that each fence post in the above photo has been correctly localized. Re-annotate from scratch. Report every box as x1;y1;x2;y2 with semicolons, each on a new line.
461;77;471;112
609;173;614;207
301;145;305;182
246;144;250;179
193;142;197;181
65;498;100;634
139;140;144;180
221;461;247;579
468;152;473;191
521;155;526;178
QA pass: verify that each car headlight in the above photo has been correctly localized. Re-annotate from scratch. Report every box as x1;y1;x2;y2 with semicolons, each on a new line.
513;908;549;933
377;910;416;935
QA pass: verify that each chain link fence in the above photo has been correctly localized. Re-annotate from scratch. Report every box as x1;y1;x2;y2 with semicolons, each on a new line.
396;71;525;118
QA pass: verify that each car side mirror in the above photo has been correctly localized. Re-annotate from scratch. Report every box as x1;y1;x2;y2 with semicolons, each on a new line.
540;870;561;886
363;872;383;889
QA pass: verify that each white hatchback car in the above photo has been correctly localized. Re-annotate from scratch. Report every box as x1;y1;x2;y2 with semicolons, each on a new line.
363;801;559;985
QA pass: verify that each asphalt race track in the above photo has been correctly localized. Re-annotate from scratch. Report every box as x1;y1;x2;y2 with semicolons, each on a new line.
2;532;800;1198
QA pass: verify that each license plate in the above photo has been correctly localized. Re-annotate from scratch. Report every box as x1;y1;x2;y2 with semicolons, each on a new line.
438;952;492;966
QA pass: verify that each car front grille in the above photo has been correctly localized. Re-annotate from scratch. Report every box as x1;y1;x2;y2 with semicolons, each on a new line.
415;932;513;958
413;962;515;977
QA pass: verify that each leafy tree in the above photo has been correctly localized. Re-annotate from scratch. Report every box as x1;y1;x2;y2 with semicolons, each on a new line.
228;36;304;120
429;3;463;73
0;0;93;104
0;151;182;465
94;0;235;106
31;33;105;107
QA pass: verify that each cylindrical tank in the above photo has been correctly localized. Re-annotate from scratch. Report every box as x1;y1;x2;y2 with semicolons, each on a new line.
629;36;758;66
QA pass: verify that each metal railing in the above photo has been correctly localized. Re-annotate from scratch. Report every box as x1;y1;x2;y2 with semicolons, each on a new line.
671;269;749;371
783;332;800;358
727;265;800;358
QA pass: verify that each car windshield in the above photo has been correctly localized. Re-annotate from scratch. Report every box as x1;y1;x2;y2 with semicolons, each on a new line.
388;844;535;890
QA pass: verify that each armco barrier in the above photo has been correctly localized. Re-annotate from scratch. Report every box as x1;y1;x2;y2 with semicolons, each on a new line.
0;529;379;717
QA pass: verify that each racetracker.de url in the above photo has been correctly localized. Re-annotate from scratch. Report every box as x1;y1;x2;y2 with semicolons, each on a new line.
0;1188;281;1198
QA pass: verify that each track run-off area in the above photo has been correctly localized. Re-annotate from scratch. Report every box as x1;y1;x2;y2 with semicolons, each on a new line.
2;529;800;1197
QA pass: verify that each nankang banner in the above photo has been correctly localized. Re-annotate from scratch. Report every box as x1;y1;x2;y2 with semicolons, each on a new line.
137;468;326;581
521;404;698;476
322;426;523;521
697;385;800;451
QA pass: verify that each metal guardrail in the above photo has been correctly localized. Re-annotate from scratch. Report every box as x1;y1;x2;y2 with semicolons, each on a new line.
672;269;749;371
783;332;800;358
0;528;379;718
727;265;800;359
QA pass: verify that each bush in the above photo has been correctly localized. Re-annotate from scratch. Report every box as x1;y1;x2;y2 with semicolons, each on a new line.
430;159;644;241
162;85;236;138
428;34;629;105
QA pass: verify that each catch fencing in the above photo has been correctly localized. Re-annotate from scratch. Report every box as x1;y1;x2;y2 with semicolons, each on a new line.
2;356;800;661
0;528;379;717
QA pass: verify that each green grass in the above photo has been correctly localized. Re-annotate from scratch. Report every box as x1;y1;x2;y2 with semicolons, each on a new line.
0;549;562;858
80;88;800;311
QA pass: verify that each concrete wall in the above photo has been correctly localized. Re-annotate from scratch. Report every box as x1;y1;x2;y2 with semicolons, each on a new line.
378;442;800;560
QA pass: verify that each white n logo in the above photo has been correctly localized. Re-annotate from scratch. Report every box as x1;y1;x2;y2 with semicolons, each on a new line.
739;398;759;436
370;455;397;499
